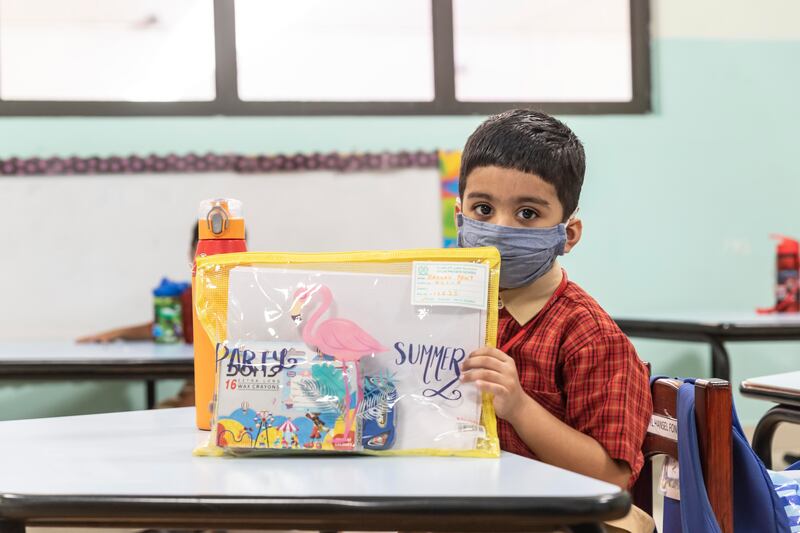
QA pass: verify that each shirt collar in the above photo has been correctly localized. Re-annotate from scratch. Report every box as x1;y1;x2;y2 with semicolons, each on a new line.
499;262;565;326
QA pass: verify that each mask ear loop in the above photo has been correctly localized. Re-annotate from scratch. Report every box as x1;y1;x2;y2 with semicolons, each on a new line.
562;207;580;254
455;197;464;227
566;207;580;225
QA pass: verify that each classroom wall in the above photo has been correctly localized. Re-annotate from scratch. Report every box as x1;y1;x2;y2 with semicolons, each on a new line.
0;170;441;339
2;0;800;424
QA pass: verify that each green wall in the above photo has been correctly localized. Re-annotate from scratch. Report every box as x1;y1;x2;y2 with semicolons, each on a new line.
2;39;800;424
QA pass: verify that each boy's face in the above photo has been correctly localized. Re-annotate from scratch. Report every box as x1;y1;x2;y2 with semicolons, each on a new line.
457;165;582;252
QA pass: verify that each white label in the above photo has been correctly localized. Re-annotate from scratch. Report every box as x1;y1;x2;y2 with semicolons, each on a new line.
648;413;678;441
659;456;681;500
411;261;488;310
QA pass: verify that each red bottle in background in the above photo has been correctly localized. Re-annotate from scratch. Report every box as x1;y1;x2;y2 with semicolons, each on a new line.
771;234;800;313
180;287;193;344
193;198;248;429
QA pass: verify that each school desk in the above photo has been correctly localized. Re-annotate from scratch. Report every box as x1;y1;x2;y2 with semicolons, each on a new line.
740;370;800;468
614;312;800;382
0;408;629;533
0;341;194;409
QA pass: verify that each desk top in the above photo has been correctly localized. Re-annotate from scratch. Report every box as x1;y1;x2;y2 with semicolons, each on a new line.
614;312;800;339
740;371;800;407
0;341;193;362
0;407;621;498
0;341;193;379
0;408;628;530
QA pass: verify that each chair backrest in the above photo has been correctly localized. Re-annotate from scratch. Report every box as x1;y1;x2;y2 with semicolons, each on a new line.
633;366;734;533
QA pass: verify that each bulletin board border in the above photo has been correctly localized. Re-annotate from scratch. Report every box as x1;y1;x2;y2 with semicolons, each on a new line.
0;150;439;177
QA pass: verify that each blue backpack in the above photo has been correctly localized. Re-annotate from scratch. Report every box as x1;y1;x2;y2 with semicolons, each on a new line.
656;377;792;532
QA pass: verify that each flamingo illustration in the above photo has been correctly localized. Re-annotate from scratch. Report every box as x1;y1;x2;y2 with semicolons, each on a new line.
290;284;387;447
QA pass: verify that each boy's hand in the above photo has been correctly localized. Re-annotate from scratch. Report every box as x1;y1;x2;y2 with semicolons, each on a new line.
76;329;123;343
460;346;527;423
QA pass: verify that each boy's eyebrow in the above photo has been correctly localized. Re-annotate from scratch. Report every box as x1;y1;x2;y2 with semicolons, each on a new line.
465;192;494;200
515;196;550;207
466;191;551;207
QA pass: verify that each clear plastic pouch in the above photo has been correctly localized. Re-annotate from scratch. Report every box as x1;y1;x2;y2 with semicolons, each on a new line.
194;248;501;457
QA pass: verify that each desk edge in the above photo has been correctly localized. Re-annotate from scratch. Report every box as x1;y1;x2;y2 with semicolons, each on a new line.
0;492;630;528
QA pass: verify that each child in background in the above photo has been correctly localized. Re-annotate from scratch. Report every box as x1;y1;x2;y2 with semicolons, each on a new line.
77;226;200;408
456;110;653;532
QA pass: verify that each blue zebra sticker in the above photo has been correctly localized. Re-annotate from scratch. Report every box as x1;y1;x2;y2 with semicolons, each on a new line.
769;471;800;532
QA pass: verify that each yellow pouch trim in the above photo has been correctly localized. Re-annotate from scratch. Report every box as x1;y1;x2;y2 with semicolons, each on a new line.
194;247;501;458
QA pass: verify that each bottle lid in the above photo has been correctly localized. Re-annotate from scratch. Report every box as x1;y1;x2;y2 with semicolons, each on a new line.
153;277;191;297
198;198;245;240
771;234;799;254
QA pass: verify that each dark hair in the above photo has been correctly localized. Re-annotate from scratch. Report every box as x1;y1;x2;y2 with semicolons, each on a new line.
192;224;199;249
459;109;585;221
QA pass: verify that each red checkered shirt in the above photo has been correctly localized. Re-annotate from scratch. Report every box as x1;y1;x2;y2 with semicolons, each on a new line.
497;270;651;482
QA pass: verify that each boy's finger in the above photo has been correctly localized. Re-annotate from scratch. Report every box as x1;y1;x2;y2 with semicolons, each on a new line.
461;355;505;373
475;380;506;397
468;346;494;358
460;368;505;384
469;346;510;361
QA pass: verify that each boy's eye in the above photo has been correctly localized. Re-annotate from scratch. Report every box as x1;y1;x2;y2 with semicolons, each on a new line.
474;204;492;216
517;208;538;220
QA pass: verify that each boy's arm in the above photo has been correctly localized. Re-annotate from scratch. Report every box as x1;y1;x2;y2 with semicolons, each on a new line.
77;322;154;343
461;346;638;489
502;384;631;488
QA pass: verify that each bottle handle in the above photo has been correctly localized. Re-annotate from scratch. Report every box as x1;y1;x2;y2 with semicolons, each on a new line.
206;205;230;236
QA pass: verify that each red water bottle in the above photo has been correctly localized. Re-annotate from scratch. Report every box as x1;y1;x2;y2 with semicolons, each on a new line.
193;198;248;430
762;234;800;313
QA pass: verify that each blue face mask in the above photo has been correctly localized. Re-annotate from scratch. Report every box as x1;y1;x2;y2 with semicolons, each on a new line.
456;213;567;289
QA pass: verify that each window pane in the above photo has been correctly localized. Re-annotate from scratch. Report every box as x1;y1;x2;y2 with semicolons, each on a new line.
235;0;434;102
0;0;215;101
453;0;632;102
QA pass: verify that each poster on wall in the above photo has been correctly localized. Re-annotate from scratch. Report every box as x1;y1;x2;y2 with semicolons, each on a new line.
439;150;461;248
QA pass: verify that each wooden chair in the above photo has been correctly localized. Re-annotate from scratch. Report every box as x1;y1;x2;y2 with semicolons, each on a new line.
632;367;734;533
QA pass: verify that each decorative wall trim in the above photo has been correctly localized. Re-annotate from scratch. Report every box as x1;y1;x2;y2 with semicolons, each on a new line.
0;150;440;176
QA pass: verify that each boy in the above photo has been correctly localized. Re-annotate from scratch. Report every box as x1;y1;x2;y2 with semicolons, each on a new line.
77;225;201;408
457;110;652;531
